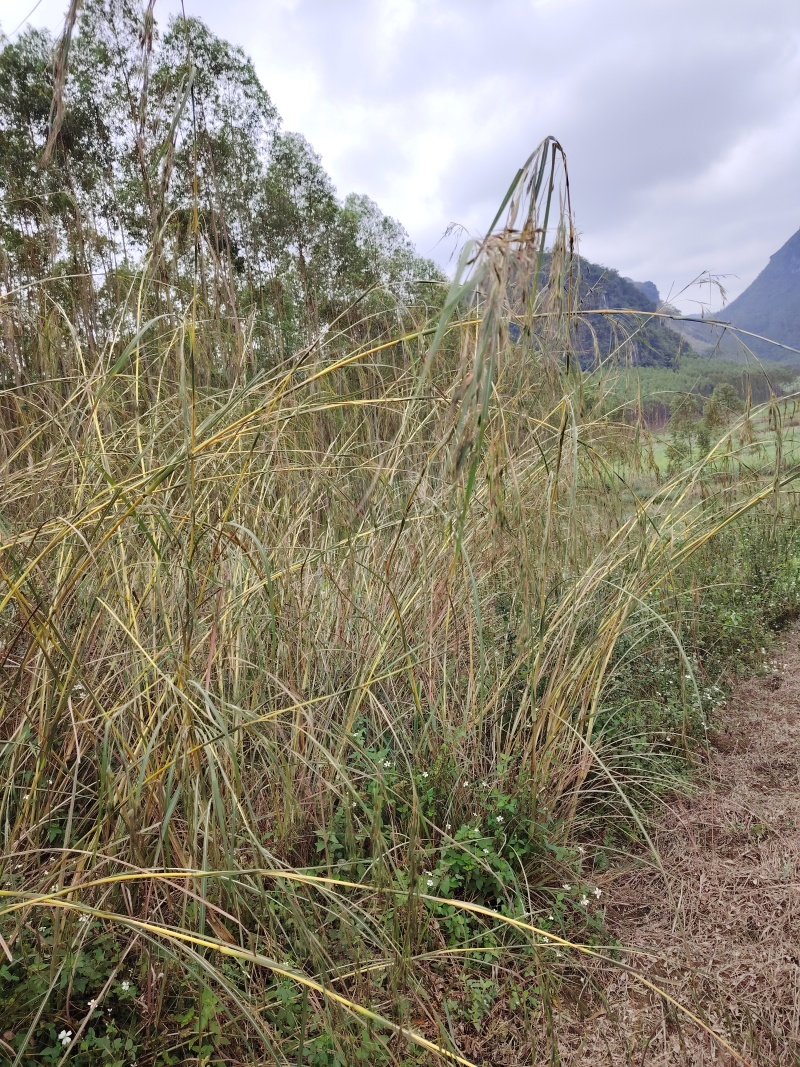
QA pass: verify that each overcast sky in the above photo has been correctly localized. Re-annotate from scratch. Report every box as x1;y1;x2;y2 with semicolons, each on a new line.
3;0;799;311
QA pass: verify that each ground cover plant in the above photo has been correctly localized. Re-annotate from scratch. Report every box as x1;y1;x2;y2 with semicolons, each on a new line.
3;8;800;1064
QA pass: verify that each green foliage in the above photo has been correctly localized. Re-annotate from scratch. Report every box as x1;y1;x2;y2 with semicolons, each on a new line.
685;514;800;669
704;381;745;429
596;355;799;429
591;511;800;818
0;4;444;385
0;918;142;1065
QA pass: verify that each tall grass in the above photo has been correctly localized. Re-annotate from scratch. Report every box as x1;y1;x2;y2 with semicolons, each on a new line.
1;139;798;1064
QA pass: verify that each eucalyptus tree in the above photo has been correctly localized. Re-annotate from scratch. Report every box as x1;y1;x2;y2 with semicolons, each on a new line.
0;0;442;385
0;26;112;381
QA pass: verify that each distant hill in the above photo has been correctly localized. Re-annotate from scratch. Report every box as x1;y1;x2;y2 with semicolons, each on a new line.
671;227;800;364
715;226;800;359
570;258;690;369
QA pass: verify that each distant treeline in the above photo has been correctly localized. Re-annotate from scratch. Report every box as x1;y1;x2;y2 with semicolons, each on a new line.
595;356;800;427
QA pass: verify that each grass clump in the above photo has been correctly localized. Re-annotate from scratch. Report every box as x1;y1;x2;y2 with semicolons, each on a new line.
1;137;798;1066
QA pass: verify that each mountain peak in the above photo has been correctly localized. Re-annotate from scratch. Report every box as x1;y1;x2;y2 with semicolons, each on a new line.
715;225;800;359
767;226;800;271
623;279;661;305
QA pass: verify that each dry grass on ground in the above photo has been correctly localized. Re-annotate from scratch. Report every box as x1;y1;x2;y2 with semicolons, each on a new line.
556;628;800;1066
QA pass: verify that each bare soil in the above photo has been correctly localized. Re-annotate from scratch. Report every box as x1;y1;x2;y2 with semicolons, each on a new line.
558;631;800;1066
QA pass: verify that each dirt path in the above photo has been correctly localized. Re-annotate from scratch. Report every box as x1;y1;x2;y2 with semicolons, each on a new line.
561;630;800;1066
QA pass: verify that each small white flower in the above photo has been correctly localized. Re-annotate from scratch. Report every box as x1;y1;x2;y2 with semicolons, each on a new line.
548;914;554;920
482;848;489;854
426;878;434;887
472;812;478;818
445;823;452;830
482;780;489;788
422;771;429;778
496;815;503;823
592;886;602;899
120;980;131;991
577;845;585;854
58;1029;72;1046
580;895;589;907
562;884;571;891
78;915;89;924
23;795;29;802
88;998;98;1009
383;760;391;768
463;780;469;787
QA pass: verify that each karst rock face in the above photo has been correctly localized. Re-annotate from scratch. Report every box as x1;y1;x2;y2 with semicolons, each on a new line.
715;226;800;359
